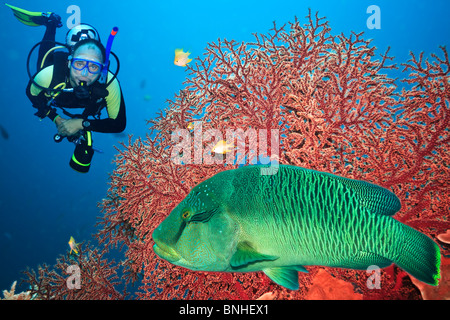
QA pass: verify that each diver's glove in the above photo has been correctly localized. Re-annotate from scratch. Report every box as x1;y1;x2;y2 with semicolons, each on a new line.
33;105;56;120
74;81;90;99
31;92;58;120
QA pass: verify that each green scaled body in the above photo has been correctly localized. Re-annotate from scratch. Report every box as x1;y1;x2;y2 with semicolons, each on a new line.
153;165;441;290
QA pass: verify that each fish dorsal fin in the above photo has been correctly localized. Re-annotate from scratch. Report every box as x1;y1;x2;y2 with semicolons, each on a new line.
281;165;401;216
263;266;308;290
338;177;401;216
230;241;278;268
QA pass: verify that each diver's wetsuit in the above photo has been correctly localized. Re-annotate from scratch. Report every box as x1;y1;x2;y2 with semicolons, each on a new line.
37;16;60;70
26;20;126;134
26;63;126;133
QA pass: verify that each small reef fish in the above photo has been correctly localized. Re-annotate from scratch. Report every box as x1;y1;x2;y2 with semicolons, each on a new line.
187;122;195;131
68;236;79;255
174;48;192;67
211;140;235;154
152;165;441;290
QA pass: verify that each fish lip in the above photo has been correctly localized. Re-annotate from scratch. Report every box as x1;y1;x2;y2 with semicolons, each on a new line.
153;243;181;263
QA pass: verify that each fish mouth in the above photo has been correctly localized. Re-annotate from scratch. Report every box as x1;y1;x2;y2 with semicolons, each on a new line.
153;243;181;263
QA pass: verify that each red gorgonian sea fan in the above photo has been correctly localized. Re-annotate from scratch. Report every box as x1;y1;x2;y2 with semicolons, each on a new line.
23;242;126;300
93;11;449;300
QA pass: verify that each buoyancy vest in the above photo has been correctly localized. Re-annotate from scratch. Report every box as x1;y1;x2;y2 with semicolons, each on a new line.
48;51;109;119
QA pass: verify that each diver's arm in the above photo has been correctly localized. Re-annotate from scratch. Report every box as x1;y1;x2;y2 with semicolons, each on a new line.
87;94;126;133
25;66;60;122
84;78;126;133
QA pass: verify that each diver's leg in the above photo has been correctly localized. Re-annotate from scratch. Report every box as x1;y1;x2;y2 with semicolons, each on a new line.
37;13;62;70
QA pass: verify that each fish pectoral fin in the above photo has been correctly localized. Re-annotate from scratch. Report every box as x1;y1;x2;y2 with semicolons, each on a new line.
263;266;305;290
230;241;278;268
292;265;309;273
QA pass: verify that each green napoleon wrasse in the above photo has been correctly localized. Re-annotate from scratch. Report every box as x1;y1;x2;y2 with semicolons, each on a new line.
152;165;441;290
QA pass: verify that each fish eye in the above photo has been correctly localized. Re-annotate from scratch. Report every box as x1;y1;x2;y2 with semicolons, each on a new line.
181;210;191;220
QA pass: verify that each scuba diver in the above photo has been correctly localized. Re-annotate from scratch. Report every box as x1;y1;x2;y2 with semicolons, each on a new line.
6;4;126;173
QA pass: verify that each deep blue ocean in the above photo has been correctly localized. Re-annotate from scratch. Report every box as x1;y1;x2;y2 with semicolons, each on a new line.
0;0;448;296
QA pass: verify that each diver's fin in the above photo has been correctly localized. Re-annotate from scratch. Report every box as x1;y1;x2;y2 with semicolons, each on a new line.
263;266;307;290
5;4;61;27
230;241;278;268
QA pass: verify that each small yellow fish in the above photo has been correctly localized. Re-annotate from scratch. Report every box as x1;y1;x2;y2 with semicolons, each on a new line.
211;140;235;154
68;236;79;255
174;48;192;67
187;122;195;130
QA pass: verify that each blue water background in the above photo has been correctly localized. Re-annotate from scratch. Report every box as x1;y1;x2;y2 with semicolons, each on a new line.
0;0;448;294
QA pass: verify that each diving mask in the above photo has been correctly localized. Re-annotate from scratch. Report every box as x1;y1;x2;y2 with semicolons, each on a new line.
71;58;103;74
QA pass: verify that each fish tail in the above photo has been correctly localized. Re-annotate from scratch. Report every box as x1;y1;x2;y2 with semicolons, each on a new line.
395;224;441;286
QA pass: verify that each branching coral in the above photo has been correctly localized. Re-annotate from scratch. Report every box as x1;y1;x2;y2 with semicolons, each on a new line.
1;281;33;300
23;242;126;300
96;10;448;300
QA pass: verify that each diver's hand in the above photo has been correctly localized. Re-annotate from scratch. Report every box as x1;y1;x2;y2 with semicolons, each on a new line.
54;116;65;127
57;118;83;137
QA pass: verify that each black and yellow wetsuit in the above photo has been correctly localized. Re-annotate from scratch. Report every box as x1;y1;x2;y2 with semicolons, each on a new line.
26;56;126;134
